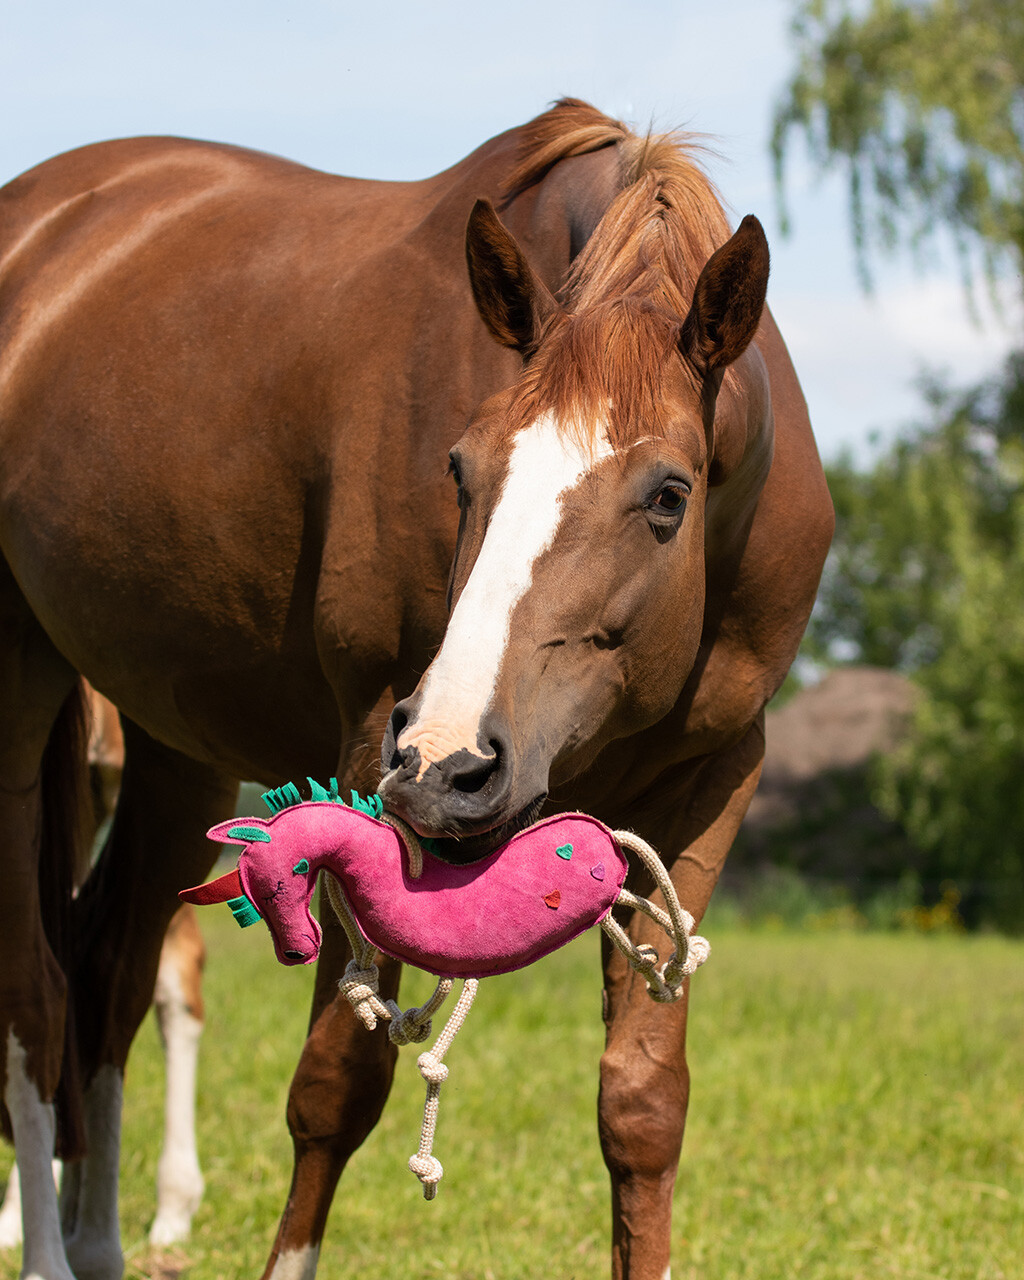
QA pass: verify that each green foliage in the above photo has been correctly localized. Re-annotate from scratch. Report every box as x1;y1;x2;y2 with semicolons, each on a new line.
806;356;1024;928
773;0;1024;290
711;865;964;932
3;916;1021;1279
774;2;1024;926
874;479;1024;926
808;363;1023;669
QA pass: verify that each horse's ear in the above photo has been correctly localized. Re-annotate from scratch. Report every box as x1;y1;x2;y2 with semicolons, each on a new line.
679;215;769;376
465;198;562;356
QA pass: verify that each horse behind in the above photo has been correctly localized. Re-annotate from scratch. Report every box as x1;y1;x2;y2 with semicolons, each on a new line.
0;99;831;1279
0;687;205;1257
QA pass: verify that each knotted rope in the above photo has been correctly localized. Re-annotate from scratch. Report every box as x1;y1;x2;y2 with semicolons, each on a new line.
325;814;708;1198
600;828;711;1001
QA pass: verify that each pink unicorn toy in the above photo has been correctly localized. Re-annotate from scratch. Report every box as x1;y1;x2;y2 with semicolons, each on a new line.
181;779;709;1197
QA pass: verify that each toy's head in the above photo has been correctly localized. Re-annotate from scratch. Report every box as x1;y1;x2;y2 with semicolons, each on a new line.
180;815;324;965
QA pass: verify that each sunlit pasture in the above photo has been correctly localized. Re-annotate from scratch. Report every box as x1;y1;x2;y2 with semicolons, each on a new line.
1;904;1020;1280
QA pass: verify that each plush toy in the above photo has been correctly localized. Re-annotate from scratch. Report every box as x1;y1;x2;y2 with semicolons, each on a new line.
181;779;709;1197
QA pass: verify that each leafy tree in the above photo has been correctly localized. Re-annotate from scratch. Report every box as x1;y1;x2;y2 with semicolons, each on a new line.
807;362;1022;670
771;0;1024;926
772;0;1024;291
807;357;1024;927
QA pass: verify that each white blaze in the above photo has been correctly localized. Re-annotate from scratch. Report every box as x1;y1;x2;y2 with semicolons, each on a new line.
398;412;613;775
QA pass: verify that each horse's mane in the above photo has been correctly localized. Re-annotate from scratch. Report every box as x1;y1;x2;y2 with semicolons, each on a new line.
502;99;733;448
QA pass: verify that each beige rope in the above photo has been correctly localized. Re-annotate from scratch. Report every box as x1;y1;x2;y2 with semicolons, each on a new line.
604;828;711;1000
379;811;423;879
327;873;392;1030
326;871;454;1041
408;978;479;1199
325;860;473;1198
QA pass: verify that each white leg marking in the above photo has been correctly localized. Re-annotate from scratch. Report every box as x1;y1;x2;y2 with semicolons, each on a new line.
0;1162;61;1249
3;1029;75;1280
63;1065;124;1280
267;1243;321;1280
0;1162;22;1248
149;960;204;1245
398;412;613;772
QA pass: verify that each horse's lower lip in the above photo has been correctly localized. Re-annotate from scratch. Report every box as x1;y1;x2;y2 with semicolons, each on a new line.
414;795;548;865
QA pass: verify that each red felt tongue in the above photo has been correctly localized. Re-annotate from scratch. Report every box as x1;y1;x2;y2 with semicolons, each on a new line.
179;867;244;905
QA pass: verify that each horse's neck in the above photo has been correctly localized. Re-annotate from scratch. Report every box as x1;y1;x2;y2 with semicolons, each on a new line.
499;144;626;300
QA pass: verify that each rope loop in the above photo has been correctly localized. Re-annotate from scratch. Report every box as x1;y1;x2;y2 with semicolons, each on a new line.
379;811;424;879
605;828;711;1004
386;1005;432;1045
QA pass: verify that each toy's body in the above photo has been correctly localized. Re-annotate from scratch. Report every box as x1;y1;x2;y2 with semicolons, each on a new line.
182;801;629;979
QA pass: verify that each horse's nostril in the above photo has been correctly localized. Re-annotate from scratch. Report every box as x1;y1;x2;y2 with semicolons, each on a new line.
450;742;502;795
384;704;411;771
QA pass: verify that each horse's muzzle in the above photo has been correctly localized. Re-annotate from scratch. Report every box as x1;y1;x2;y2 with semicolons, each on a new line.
379;704;540;857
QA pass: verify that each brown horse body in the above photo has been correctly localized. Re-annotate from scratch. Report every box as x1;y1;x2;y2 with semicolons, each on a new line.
0;102;831;1279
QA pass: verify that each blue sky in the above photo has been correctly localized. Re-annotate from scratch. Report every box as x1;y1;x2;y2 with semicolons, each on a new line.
2;0;1017;461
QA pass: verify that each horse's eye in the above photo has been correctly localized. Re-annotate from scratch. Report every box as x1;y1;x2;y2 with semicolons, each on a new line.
651;483;688;512
448;457;465;505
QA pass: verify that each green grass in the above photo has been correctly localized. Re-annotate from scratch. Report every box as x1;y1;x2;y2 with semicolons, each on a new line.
1;909;1021;1280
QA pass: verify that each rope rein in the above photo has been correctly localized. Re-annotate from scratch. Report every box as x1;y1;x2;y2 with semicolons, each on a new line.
326;817;709;1199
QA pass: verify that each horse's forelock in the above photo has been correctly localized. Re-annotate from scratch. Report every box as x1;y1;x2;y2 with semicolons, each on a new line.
506;301;688;452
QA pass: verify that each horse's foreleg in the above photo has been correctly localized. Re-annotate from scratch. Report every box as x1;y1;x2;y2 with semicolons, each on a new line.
149;904;206;1246
63;722;235;1280
599;724;764;1280
262;905;402;1280
600;926;690;1280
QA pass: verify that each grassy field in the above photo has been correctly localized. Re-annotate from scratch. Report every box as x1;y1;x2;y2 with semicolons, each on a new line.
1;904;1021;1280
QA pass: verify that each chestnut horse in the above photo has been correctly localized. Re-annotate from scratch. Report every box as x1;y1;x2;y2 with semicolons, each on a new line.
0;100;831;1279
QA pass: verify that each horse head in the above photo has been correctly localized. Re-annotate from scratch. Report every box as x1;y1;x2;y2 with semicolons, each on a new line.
380;180;772;860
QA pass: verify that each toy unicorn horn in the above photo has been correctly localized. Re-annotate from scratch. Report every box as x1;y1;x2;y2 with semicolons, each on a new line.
181;779;709;1198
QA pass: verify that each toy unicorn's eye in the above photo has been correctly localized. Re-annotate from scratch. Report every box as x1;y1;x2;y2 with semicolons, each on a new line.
292;859;310;875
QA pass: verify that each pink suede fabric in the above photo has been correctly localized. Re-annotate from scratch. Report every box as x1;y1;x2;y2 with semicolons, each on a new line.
201;804;628;978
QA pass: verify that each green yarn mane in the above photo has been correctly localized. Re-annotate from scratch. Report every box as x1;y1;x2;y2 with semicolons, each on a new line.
261;777;382;819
